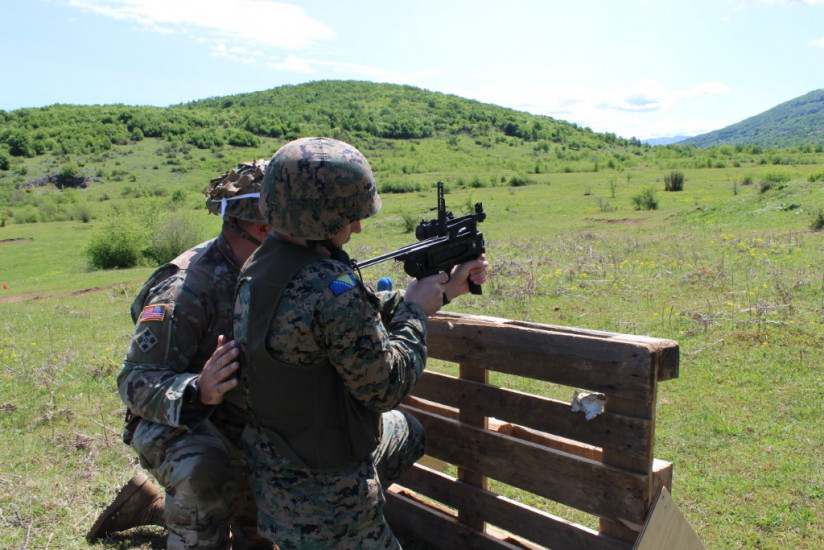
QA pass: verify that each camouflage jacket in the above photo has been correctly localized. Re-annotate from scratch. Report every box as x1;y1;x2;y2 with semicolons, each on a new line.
117;233;245;432
234;236;429;416
233;235;428;527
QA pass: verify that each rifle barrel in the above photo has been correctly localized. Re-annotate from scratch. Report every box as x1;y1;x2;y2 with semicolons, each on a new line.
355;235;449;270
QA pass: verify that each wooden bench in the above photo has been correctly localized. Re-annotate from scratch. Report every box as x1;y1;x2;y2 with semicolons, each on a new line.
384;312;680;549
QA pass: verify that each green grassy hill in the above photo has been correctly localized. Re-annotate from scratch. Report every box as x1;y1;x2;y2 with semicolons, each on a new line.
682;89;824;148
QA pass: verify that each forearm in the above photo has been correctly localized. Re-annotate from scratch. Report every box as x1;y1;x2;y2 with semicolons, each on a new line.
117;362;204;428
345;301;429;412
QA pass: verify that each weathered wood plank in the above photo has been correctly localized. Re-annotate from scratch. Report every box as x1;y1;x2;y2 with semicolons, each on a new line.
404;395;605;461
412;371;654;460
457;363;489;531
430;313;680;382
427;313;666;401
599;393;658;540
393;463;634;550
402;405;651;525
384;488;532;550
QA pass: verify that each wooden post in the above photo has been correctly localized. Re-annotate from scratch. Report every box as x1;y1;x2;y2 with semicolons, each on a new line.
599;359;659;542
457;362;488;532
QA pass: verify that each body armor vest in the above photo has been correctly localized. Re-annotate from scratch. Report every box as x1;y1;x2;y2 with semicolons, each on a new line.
240;236;381;470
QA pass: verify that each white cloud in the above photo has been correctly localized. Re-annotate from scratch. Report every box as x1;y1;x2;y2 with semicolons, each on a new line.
813;37;824;47
270;54;314;73
319;61;436;84
211;43;255;65
447;80;732;138
62;0;335;49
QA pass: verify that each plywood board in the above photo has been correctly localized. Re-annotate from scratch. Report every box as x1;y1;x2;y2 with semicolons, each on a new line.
634;487;705;550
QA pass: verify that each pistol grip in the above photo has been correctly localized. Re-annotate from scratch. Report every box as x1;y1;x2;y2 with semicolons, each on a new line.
469;280;483;295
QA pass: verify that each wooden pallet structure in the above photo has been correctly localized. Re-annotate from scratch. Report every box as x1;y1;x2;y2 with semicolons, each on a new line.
384;311;697;549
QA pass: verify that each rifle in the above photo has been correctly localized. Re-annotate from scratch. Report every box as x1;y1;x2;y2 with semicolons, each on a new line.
356;182;486;294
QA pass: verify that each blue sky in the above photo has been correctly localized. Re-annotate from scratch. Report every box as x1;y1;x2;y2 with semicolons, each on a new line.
1;0;822;140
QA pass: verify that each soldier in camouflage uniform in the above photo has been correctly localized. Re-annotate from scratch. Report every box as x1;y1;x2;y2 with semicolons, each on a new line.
93;161;275;549
233;137;488;549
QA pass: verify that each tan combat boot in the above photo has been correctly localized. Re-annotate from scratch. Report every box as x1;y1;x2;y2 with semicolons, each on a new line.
86;472;165;541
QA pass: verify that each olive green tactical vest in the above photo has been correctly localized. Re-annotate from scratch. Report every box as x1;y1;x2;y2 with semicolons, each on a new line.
239;236;381;470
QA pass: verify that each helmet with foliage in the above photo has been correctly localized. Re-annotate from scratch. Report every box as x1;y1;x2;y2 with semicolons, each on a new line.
205;159;268;224
261;137;381;240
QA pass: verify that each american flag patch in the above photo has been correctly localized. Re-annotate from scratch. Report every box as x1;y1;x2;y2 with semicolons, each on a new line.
139;304;167;322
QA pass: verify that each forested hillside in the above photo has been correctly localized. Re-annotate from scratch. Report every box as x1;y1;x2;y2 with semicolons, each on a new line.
0;80;635;164
682;89;824;148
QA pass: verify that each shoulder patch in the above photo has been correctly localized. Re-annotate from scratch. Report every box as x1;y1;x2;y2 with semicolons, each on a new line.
329;273;358;296
138;304;168;322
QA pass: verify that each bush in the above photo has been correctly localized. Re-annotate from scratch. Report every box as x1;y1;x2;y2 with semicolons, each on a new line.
59;161;79;181
144;213;208;265
71;203;94;223
631;187;658;210
762;168;792;184
380;181;422;193
86;219;145;269
508;174;534;187
227;130;260;148
400;212;418;234
811;210;824;232
664;170;684;191
808;170;824;183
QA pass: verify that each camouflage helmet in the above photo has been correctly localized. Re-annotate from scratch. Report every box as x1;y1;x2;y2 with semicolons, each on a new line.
205;159;268;224
261;137;381;240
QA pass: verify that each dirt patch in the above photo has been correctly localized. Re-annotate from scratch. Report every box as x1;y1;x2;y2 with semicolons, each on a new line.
0;283;134;304
0;237;33;244
585;217;648;224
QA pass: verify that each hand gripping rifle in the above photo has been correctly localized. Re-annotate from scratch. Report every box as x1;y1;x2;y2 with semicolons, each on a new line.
356;182;487;294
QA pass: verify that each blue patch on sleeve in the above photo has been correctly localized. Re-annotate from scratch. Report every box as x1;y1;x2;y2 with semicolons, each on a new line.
329;273;358;296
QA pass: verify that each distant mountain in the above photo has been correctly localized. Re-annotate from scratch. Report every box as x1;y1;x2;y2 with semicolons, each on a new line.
642;135;690;146
680;89;824;148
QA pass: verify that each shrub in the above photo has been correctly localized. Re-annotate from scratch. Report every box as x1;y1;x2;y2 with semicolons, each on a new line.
631;187;658;210
508;174;534;187
71;203;94;223
380;181;422;194
762;168;792;184
144;213;207;265
808;170;824;183
86;219;145;269
400;212;418;234
812;210;824;232
59;161;79;181
664;170;684;191
227;129;260;148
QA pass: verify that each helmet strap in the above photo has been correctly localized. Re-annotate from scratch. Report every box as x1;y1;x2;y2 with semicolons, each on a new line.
226;218;263;247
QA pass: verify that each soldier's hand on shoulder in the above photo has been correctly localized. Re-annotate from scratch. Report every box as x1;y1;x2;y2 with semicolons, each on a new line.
197;335;240;405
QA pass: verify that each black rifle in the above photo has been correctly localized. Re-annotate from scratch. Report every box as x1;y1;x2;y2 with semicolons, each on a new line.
356;182;486;294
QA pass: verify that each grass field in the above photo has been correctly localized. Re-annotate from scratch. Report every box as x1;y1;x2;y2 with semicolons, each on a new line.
1;156;823;548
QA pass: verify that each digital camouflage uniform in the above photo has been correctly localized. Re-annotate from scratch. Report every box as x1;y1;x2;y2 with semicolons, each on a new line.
234;238;427;549
117;159;271;550
234;137;427;549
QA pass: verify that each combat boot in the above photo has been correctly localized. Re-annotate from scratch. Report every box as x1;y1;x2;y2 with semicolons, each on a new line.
86;472;165;541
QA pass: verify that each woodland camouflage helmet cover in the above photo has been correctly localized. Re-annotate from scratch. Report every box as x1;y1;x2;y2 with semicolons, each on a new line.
205;159;268;223
261;137;381;240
